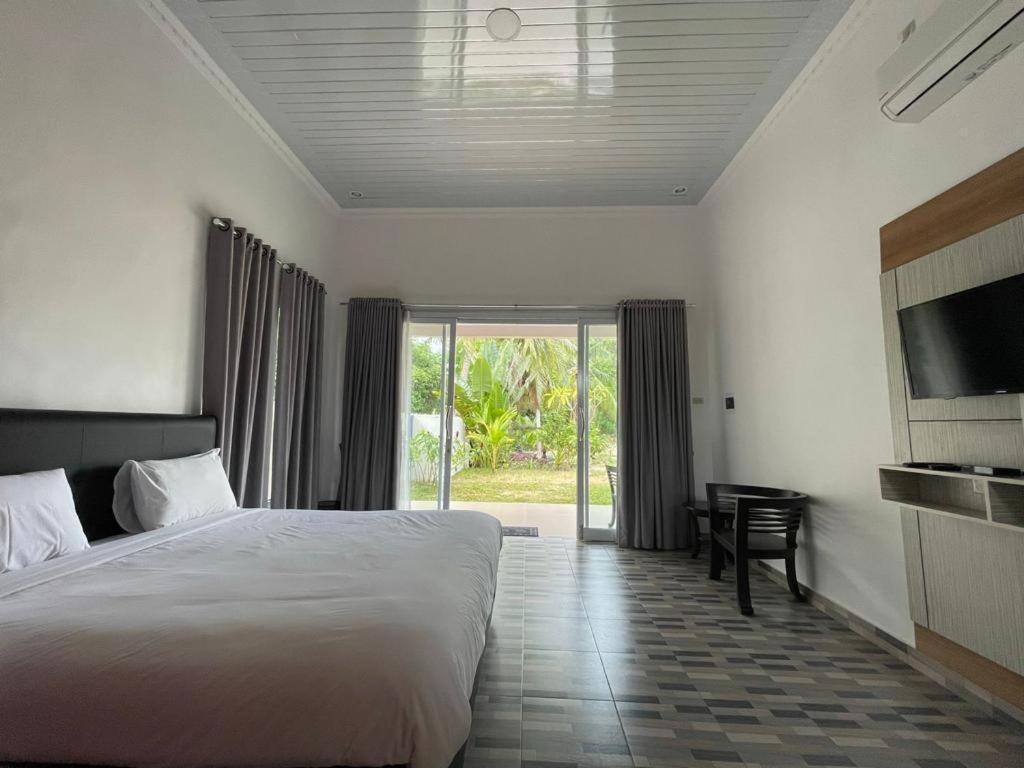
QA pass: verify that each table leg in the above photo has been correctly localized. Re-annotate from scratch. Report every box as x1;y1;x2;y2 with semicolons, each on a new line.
690;510;702;558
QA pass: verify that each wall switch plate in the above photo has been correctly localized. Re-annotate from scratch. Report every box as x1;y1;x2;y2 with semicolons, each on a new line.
724;395;735;410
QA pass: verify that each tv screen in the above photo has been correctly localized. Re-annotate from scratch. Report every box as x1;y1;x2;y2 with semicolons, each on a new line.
899;273;1024;400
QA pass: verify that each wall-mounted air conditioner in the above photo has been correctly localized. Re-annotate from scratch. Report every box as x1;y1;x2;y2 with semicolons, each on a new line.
878;0;1024;122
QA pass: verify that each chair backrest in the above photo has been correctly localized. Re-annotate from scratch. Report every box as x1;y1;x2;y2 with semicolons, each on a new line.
735;494;807;535
706;483;807;545
606;465;618;510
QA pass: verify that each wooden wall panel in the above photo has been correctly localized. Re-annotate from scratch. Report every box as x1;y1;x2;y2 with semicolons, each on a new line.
880;271;913;462
896;214;1024;423
880;148;1024;705
918;513;1024;675
899;508;929;626
909;421;1024;468
895;214;1024;306
916;625;1024;712
906;391;1021;423
881;148;1024;273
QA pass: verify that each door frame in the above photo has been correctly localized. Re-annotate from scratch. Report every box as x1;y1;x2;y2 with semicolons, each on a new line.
405;307;617;541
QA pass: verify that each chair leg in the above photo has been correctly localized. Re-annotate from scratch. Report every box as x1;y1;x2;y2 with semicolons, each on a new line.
785;556;806;602
708;538;723;581
736;558;753;616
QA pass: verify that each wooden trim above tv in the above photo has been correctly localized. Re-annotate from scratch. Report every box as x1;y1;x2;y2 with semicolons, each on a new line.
880;147;1024;273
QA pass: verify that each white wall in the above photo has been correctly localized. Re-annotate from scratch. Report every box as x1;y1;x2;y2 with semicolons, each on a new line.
0;1;345;496
0;0;342;413
701;0;1024;642
337;207;717;493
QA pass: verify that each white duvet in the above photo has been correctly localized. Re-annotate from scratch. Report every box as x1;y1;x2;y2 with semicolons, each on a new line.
0;508;502;768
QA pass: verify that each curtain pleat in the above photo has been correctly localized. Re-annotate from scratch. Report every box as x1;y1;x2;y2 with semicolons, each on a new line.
202;221;280;507
617;299;694;550
336;298;403;511
272;267;325;510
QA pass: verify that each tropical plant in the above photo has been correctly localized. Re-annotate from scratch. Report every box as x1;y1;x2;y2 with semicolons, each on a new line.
537;405;577;468
467;397;519;471
410;339;443;414
454;355;525;470
412;333;618;471
409;429;440;484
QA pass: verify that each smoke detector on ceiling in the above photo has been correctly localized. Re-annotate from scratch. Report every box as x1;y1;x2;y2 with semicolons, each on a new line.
348;191;364;199
486;8;522;41
672;186;688;196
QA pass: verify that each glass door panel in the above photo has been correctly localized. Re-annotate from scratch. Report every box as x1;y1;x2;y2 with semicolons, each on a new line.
449;323;578;538
404;313;617;542
404;322;454;510
579;323;618;540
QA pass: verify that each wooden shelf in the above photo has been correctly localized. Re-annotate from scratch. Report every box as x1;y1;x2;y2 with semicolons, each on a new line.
879;465;1024;530
879;464;1024;487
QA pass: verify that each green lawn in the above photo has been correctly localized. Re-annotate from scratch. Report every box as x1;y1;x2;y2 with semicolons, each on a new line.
412;466;613;505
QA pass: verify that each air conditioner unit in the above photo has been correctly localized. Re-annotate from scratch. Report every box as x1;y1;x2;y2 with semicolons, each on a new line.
878;0;1024;122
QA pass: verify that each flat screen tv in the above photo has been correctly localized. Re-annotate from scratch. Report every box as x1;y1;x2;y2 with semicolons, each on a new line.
898;272;1024;400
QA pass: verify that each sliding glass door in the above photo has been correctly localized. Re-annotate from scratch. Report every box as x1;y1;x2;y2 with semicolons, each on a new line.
578;322;618;541
402;321;455;510
401;311;617;541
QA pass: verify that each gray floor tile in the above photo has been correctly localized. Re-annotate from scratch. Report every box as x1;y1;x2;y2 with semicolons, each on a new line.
467;538;1024;768
525;615;599;651
522;696;633;767
523;649;614;700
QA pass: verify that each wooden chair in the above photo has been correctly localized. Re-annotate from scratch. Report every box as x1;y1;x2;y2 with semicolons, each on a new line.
606;466;618;528
706;483;808;616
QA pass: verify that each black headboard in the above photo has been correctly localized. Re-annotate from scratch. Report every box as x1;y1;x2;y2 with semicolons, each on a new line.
0;409;217;541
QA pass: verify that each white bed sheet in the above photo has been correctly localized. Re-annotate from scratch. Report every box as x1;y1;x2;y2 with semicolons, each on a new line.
0;507;502;768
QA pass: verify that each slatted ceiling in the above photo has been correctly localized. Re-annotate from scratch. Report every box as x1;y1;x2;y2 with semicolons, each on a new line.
206;2;817;26
220;22;807;46
195;0;812;12
250;57;781;74
234;33;798;58
165;0;850;207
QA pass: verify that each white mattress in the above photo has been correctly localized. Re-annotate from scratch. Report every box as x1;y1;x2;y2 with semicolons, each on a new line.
0;508;502;768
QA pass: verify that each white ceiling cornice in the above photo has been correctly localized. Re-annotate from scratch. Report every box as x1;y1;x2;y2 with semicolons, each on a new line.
339;204;698;220
136;0;342;216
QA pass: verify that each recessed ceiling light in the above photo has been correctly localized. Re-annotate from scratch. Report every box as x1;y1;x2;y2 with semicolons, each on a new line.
349;190;364;199
486;8;522;41
672;186;688;196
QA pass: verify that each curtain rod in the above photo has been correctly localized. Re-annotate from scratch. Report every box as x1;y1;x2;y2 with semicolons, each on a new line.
336;301;696;309
211;217;298;274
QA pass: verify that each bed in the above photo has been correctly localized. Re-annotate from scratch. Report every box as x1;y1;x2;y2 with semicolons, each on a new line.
0;409;502;768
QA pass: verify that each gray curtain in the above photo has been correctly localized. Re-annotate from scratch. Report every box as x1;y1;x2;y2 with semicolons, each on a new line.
202;219;280;507
271;267;325;509
336;298;403;510
617;299;694;550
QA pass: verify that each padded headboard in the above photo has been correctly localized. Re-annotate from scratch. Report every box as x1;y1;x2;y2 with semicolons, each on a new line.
0;409;217;541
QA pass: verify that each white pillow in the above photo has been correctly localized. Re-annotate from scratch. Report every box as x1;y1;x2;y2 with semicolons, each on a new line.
113;449;237;532
0;468;89;573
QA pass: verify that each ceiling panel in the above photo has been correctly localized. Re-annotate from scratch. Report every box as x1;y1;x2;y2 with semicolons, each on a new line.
166;0;851;207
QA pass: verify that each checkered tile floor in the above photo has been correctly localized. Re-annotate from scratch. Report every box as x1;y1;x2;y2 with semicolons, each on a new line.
464;537;1024;768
